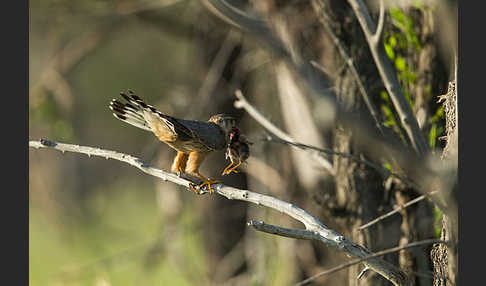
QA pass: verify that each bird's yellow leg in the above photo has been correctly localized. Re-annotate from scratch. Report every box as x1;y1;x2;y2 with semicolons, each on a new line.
224;161;242;175
172;152;188;176
191;171;220;194
222;157;235;176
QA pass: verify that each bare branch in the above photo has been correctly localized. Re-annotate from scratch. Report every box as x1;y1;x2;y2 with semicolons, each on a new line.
234;90;292;143
265;134;419;189
346;0;429;156
266;134;384;173
357;266;371;280
311;0;385;135
357;191;438;232
248;220;323;241
234;90;335;174
373;0;386;43
30;138;409;286
295;239;447;286
29;139;191;188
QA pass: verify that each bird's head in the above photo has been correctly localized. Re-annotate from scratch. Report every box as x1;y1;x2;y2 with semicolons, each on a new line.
208;114;237;134
229;127;240;142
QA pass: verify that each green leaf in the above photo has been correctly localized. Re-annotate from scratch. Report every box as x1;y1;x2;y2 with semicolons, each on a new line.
383;163;392;171
434;205;443;238
380;91;389;101
385;43;395;60
429;123;437;148
389;36;397;48
395;57;406;71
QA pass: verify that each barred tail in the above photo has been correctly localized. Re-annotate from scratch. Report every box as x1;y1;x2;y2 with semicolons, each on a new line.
109;90;154;132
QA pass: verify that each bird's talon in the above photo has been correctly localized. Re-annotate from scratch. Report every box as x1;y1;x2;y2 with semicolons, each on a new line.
188;182;197;190
188;182;203;194
199;179;220;194
222;169;238;176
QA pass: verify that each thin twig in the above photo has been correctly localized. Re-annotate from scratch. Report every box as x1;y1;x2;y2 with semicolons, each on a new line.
248;220;324;241
311;0;385;135
373;0;386;42
346;0;429;156
233;90;293;143
295;239;447;286
265;134;419;189
234;90;335;174
30;138;409;286
267;134;385;173
357;191;437;232
357;266;371;280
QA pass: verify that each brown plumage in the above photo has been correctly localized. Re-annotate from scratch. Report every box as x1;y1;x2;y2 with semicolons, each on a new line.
222;127;252;175
109;90;237;193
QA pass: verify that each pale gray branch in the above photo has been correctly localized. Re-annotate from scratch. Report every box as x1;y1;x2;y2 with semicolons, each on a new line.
347;0;429;156
357;266;371;280
30;138;409;286
373;0;385;43
29;139;192;188
234;90;335;174
248;220;324;241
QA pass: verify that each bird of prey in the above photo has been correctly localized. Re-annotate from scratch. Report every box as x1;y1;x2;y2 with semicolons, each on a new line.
222;127;252;175
109;90;240;193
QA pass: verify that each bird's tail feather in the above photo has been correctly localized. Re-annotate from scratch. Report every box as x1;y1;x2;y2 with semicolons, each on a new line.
109;90;154;132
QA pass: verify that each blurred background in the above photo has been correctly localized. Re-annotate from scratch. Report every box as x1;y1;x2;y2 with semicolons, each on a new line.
29;0;457;285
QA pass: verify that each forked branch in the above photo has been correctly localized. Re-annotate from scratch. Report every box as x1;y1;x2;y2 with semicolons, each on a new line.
346;0;429;156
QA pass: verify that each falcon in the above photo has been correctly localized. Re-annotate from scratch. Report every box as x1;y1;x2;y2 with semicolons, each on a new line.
109;90;242;193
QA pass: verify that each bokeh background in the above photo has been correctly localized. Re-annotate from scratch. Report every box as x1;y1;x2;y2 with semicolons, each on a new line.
29;1;457;285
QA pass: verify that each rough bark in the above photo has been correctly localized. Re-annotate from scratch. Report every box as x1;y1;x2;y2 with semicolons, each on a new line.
431;80;458;286
321;2;392;285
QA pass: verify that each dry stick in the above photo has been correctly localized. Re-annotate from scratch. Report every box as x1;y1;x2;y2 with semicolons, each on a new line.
29;138;409;286
264;134;420;189
311;0;385;135
29;139;191;188
357;192;438;232
346;0;429;156
293;238;447;286
233;90;335;175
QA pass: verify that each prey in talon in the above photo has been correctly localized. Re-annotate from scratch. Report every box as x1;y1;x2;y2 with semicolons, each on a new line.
109;90;238;194
222;127;252;176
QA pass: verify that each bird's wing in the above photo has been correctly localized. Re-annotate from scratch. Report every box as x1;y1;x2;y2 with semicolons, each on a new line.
177;119;227;151
110;91;226;150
